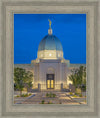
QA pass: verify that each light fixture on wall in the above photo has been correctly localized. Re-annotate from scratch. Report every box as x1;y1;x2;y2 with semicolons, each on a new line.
49;53;52;56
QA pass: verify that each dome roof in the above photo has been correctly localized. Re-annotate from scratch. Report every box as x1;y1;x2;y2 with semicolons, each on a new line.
38;34;63;51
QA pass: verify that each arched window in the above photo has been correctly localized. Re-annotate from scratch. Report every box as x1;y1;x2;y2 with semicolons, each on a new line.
47;67;55;74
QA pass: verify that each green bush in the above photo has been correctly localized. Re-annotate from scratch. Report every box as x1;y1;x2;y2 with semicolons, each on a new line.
16;95;20;97
75;92;78;95
69;92;73;95
73;95;77;98
28;93;32;96
46;93;49;97
21;94;28;97
41;100;45;104
46;93;56;98
49;93;52;97
52;94;56;98
79;94;82;97
16;93;32;97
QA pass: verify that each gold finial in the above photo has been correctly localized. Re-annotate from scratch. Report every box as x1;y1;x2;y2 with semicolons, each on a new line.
48;19;52;28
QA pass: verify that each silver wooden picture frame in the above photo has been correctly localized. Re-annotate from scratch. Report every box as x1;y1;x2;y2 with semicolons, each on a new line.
0;0;99;118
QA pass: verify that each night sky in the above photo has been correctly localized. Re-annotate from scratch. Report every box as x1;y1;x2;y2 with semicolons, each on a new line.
14;14;86;64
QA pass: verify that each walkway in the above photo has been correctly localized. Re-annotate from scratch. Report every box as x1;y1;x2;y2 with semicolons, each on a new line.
15;92;82;104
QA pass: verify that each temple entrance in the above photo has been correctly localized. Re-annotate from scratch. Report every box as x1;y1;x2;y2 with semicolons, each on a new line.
46;74;54;89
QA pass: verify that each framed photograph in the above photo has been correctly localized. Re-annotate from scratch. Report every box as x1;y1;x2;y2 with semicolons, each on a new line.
0;0;99;118
14;13;86;105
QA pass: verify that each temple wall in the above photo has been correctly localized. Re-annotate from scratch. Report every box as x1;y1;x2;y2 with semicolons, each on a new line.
33;59;67;90
14;63;86;90
38;50;63;59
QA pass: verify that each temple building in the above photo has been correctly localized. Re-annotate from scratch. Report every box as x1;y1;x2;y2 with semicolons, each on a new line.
15;20;86;91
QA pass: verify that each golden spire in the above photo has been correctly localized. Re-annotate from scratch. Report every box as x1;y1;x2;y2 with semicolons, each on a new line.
48;19;52;28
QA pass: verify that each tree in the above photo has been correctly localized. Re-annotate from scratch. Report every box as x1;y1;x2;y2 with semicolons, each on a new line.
69;68;79;92
24;71;33;93
14;67;33;96
78;66;86;92
14;67;26;96
69;66;86;93
81;66;86;91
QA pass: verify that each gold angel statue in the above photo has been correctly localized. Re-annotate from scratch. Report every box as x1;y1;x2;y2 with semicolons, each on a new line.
48;19;52;28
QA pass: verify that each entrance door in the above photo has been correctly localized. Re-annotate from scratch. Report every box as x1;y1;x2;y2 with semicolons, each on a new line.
46;74;54;89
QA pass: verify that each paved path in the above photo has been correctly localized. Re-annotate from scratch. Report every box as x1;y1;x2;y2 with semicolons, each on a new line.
15;92;82;104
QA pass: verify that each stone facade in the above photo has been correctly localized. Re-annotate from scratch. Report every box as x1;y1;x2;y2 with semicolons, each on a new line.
14;62;86;91
32;59;68;90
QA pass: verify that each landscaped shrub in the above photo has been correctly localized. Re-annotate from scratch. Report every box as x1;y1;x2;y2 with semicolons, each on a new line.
79;94;82;97
28;93;32;96
21;94;28;97
73;95;77;98
16;95;20;97
41;100;45;104
46;93;56;98
16;93;32;97
69;92;73;95
46;93;49;97
75;92;78;95
49;92;52;97
52;94;56;98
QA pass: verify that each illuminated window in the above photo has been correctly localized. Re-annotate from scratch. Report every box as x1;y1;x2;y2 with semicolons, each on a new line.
49;53;52;56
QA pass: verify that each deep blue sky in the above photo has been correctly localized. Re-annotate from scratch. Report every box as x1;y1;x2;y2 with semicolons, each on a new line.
14;14;86;64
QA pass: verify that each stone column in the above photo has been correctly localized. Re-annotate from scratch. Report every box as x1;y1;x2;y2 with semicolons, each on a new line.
38;83;41;91
61;83;63;91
